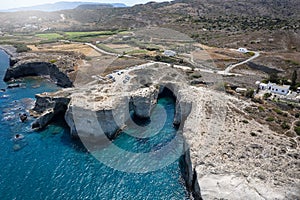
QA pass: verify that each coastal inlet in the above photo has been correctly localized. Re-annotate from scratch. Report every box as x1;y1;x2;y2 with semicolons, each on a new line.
0;50;191;200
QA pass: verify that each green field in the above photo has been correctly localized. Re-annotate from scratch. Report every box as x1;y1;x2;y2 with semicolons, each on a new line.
96;43;119;54
65;31;116;38
126;49;148;55
35;33;63;40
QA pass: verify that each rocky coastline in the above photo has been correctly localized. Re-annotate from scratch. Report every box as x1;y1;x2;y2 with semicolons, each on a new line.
22;63;202;199
0;45;19;66
2;59;299;199
4;62;73;88
0;45;79;88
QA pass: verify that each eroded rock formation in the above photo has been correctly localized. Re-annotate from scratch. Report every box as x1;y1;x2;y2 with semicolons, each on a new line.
28;63;299;199
4;62;73;88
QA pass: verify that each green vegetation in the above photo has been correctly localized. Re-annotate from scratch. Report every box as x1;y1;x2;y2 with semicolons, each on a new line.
273;108;283;115
263;93;272;99
258;106;265;112
35;33;63;40
49;59;57;64
65;31;115;37
294;126;300;136
291;70;298;90
34;31;123;43
247;51;255;56
245;89;254;98
64;31;117;42
96;43;119;54
190;72;202;79
286;59;300;66
281;122;290;130
126;49;148;55
14;44;31;53
266;117;275;122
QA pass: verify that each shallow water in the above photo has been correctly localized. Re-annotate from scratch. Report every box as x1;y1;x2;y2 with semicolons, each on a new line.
0;50;189;199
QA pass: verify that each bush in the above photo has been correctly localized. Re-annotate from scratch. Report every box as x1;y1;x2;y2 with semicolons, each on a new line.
245;89;254;98
263;93;272;99
294;126;300;136
49;59;57;64
242;120;249;124
273;108;283;115
250;132;257;136
190;72;202;79
281;122;290;130
14;44;31;53
282;112;288;117
266;117;275;122
251;97;263;104
247;51;255;56
258;106;265;112
295;113;300;118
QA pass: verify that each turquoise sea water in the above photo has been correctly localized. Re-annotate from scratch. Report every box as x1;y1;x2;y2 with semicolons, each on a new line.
0;50;189;199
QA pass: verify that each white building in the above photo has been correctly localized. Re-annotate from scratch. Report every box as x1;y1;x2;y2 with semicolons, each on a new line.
235;88;247;93
258;82;290;95
163;50;176;57
238;48;249;53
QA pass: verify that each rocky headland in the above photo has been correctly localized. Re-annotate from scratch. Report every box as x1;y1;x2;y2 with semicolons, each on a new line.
4;62;73;88
0;45;83;88
3;59;299;199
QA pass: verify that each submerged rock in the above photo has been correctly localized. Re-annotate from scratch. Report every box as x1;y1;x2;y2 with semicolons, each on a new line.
13;144;21;151
19;113;27;122
7;83;25;89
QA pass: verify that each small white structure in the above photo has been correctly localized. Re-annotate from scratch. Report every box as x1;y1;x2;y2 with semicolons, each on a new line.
164;50;176;57
238;48;249;54
257;81;290;95
236;88;247;93
297;87;300;93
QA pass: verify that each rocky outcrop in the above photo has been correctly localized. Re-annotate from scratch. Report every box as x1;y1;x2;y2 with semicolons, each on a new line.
181;143;202;200
29;62;299;199
4;62;73;88
30;91;71;129
31;81;160;140
64;93;130;140
0;45;18;66
30;63;202;198
132;86;159;118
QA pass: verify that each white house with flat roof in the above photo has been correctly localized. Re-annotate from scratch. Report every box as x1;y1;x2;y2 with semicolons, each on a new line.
257;81;290;95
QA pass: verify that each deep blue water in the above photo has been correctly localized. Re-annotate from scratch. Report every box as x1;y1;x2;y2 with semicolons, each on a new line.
0;50;189;199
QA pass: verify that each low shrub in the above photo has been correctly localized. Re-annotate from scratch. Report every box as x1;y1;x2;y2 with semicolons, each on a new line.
14;44;31;53
258;106;265;112
263;93;272;99
266;117;275;122
242;120;249;124
294;126;300;136
281;122;290;130
273;108;283;115
49;59;57;64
